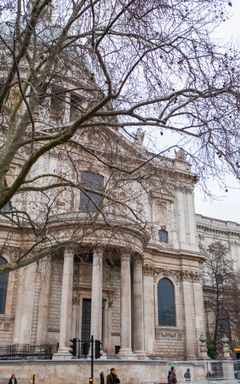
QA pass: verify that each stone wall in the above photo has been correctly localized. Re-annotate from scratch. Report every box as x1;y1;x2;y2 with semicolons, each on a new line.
0;359;235;384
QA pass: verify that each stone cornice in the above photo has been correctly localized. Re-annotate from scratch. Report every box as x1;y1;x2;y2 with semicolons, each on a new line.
145;244;205;262
196;214;240;238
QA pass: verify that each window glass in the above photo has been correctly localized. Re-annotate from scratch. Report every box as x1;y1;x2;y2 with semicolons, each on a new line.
80;171;104;213
0;201;12;213
0;257;8;314
219;308;230;339
51;86;65;121
159;229;168;243
70;93;83;121
158;278;176;326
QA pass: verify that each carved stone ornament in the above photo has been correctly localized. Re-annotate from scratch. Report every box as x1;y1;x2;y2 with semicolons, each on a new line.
156;327;183;340
143;264;155;277
222;335;231;359
0;317;12;331
180;270;202;282
175;149;187;161
199;333;208;358
155;267;181;282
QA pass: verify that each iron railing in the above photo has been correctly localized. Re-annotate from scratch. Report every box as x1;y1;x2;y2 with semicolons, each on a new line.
0;344;57;360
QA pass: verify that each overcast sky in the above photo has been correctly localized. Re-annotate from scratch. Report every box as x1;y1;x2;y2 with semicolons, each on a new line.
194;0;240;224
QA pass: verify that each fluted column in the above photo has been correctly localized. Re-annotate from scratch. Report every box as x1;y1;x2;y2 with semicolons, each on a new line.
118;253;134;359
54;248;74;359
143;265;155;354
91;247;103;341
133;258;146;358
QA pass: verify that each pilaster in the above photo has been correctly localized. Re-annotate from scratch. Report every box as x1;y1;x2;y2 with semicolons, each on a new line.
143;264;155;355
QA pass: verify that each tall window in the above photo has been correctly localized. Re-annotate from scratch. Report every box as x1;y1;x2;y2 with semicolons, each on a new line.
80;171;104;213
51;86;65;121
219;307;231;339
159;228;168;243
70;93;83;121
0;257;8;314
158;278;176;326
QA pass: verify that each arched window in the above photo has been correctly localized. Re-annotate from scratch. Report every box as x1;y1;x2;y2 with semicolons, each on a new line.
157;278;176;326
0;257;8;314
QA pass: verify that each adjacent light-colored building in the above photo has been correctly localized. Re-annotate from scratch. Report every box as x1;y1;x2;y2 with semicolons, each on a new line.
196;214;240;272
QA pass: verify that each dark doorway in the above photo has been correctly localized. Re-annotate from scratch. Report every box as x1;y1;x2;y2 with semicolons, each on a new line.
81;299;91;353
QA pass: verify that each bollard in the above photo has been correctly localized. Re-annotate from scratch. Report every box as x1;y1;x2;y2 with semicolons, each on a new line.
32;374;36;384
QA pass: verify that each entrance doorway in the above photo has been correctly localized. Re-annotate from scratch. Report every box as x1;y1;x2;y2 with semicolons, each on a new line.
81;298;91;349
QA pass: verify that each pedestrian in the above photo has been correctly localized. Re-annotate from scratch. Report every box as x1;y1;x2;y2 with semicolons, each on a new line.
100;371;105;384
206;371;212;380
184;368;191;382
8;373;17;384
107;368;120;384
168;366;177;384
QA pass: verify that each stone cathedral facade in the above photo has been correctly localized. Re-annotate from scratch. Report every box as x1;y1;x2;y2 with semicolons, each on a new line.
0;61;240;362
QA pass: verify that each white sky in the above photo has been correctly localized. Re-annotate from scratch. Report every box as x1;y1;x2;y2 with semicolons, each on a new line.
194;0;240;224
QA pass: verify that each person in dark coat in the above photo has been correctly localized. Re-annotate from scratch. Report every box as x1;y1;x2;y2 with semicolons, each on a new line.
100;371;105;384
107;368;120;384
184;369;191;382
8;373;17;384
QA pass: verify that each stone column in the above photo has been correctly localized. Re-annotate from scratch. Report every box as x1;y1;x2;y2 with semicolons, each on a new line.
132;258;146;358
91;248;103;341
118;253;134;359
143;265;155;355
13;263;36;344
182;276;195;358
54;248;74;359
36;258;51;344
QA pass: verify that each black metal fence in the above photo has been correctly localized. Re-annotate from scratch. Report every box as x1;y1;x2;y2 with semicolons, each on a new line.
0;344;57;360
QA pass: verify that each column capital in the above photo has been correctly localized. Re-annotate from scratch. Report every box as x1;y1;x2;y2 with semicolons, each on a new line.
121;253;131;263
133;255;143;267
63;248;75;258
93;247;104;257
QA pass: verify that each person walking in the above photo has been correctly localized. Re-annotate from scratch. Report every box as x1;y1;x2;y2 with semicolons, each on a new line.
168;366;177;384
184;368;191;382
8;373;17;384
107;368;120;384
100;371;105;384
